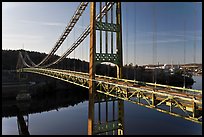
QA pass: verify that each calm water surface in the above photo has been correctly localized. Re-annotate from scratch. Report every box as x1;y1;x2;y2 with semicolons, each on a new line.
2;76;202;135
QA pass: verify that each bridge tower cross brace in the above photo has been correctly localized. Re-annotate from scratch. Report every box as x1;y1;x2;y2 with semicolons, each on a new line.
88;2;124;135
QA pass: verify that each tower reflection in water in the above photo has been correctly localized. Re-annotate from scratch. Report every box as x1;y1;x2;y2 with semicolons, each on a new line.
16;104;30;135
92;93;124;135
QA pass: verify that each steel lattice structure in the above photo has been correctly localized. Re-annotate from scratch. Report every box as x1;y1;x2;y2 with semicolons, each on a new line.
18;68;202;124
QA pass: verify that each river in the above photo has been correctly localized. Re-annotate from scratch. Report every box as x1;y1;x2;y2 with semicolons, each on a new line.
2;76;202;135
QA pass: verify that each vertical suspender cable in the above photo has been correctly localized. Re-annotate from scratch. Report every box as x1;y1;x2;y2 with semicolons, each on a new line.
105;2;108;54
62;42;63;69
79;18;82;72
99;2;103;77
183;19;186;88
67;35;69;70
111;4;113;55
105;2;108;77
153;3;157;84
110;2;113;78
107;2;113;78
193;3;196;64
126;3;128;79
152;4;155;83
105;3;108;130
74;28;76;72
81;12;84;73
100;2;102;54
134;3;137;81
87;28;89;74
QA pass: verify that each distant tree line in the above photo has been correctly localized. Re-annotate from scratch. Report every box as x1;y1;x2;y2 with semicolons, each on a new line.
2;49;194;86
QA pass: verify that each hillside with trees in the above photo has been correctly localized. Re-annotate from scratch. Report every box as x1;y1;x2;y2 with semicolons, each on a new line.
2;49;195;87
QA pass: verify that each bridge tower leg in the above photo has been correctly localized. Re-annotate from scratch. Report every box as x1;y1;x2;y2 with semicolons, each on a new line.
116;2;124;135
88;2;96;135
88;2;124;135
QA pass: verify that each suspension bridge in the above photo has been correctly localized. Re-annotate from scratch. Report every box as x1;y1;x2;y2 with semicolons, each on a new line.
16;2;202;135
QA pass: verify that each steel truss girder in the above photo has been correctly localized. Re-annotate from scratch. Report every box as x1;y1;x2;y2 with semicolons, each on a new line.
20;68;202;124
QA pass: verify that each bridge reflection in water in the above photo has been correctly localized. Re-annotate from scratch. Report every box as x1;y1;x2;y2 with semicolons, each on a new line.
2;88;124;135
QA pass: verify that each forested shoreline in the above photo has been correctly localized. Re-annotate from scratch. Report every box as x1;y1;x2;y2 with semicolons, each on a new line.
2;49;196;86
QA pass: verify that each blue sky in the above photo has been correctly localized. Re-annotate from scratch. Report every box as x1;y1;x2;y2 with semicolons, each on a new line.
2;2;202;66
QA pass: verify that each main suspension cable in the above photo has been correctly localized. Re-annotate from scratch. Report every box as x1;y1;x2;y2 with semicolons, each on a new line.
24;51;36;66
41;2;115;68
31;2;89;67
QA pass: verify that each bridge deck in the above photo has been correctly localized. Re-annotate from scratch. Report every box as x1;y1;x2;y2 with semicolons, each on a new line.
19;68;202;124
